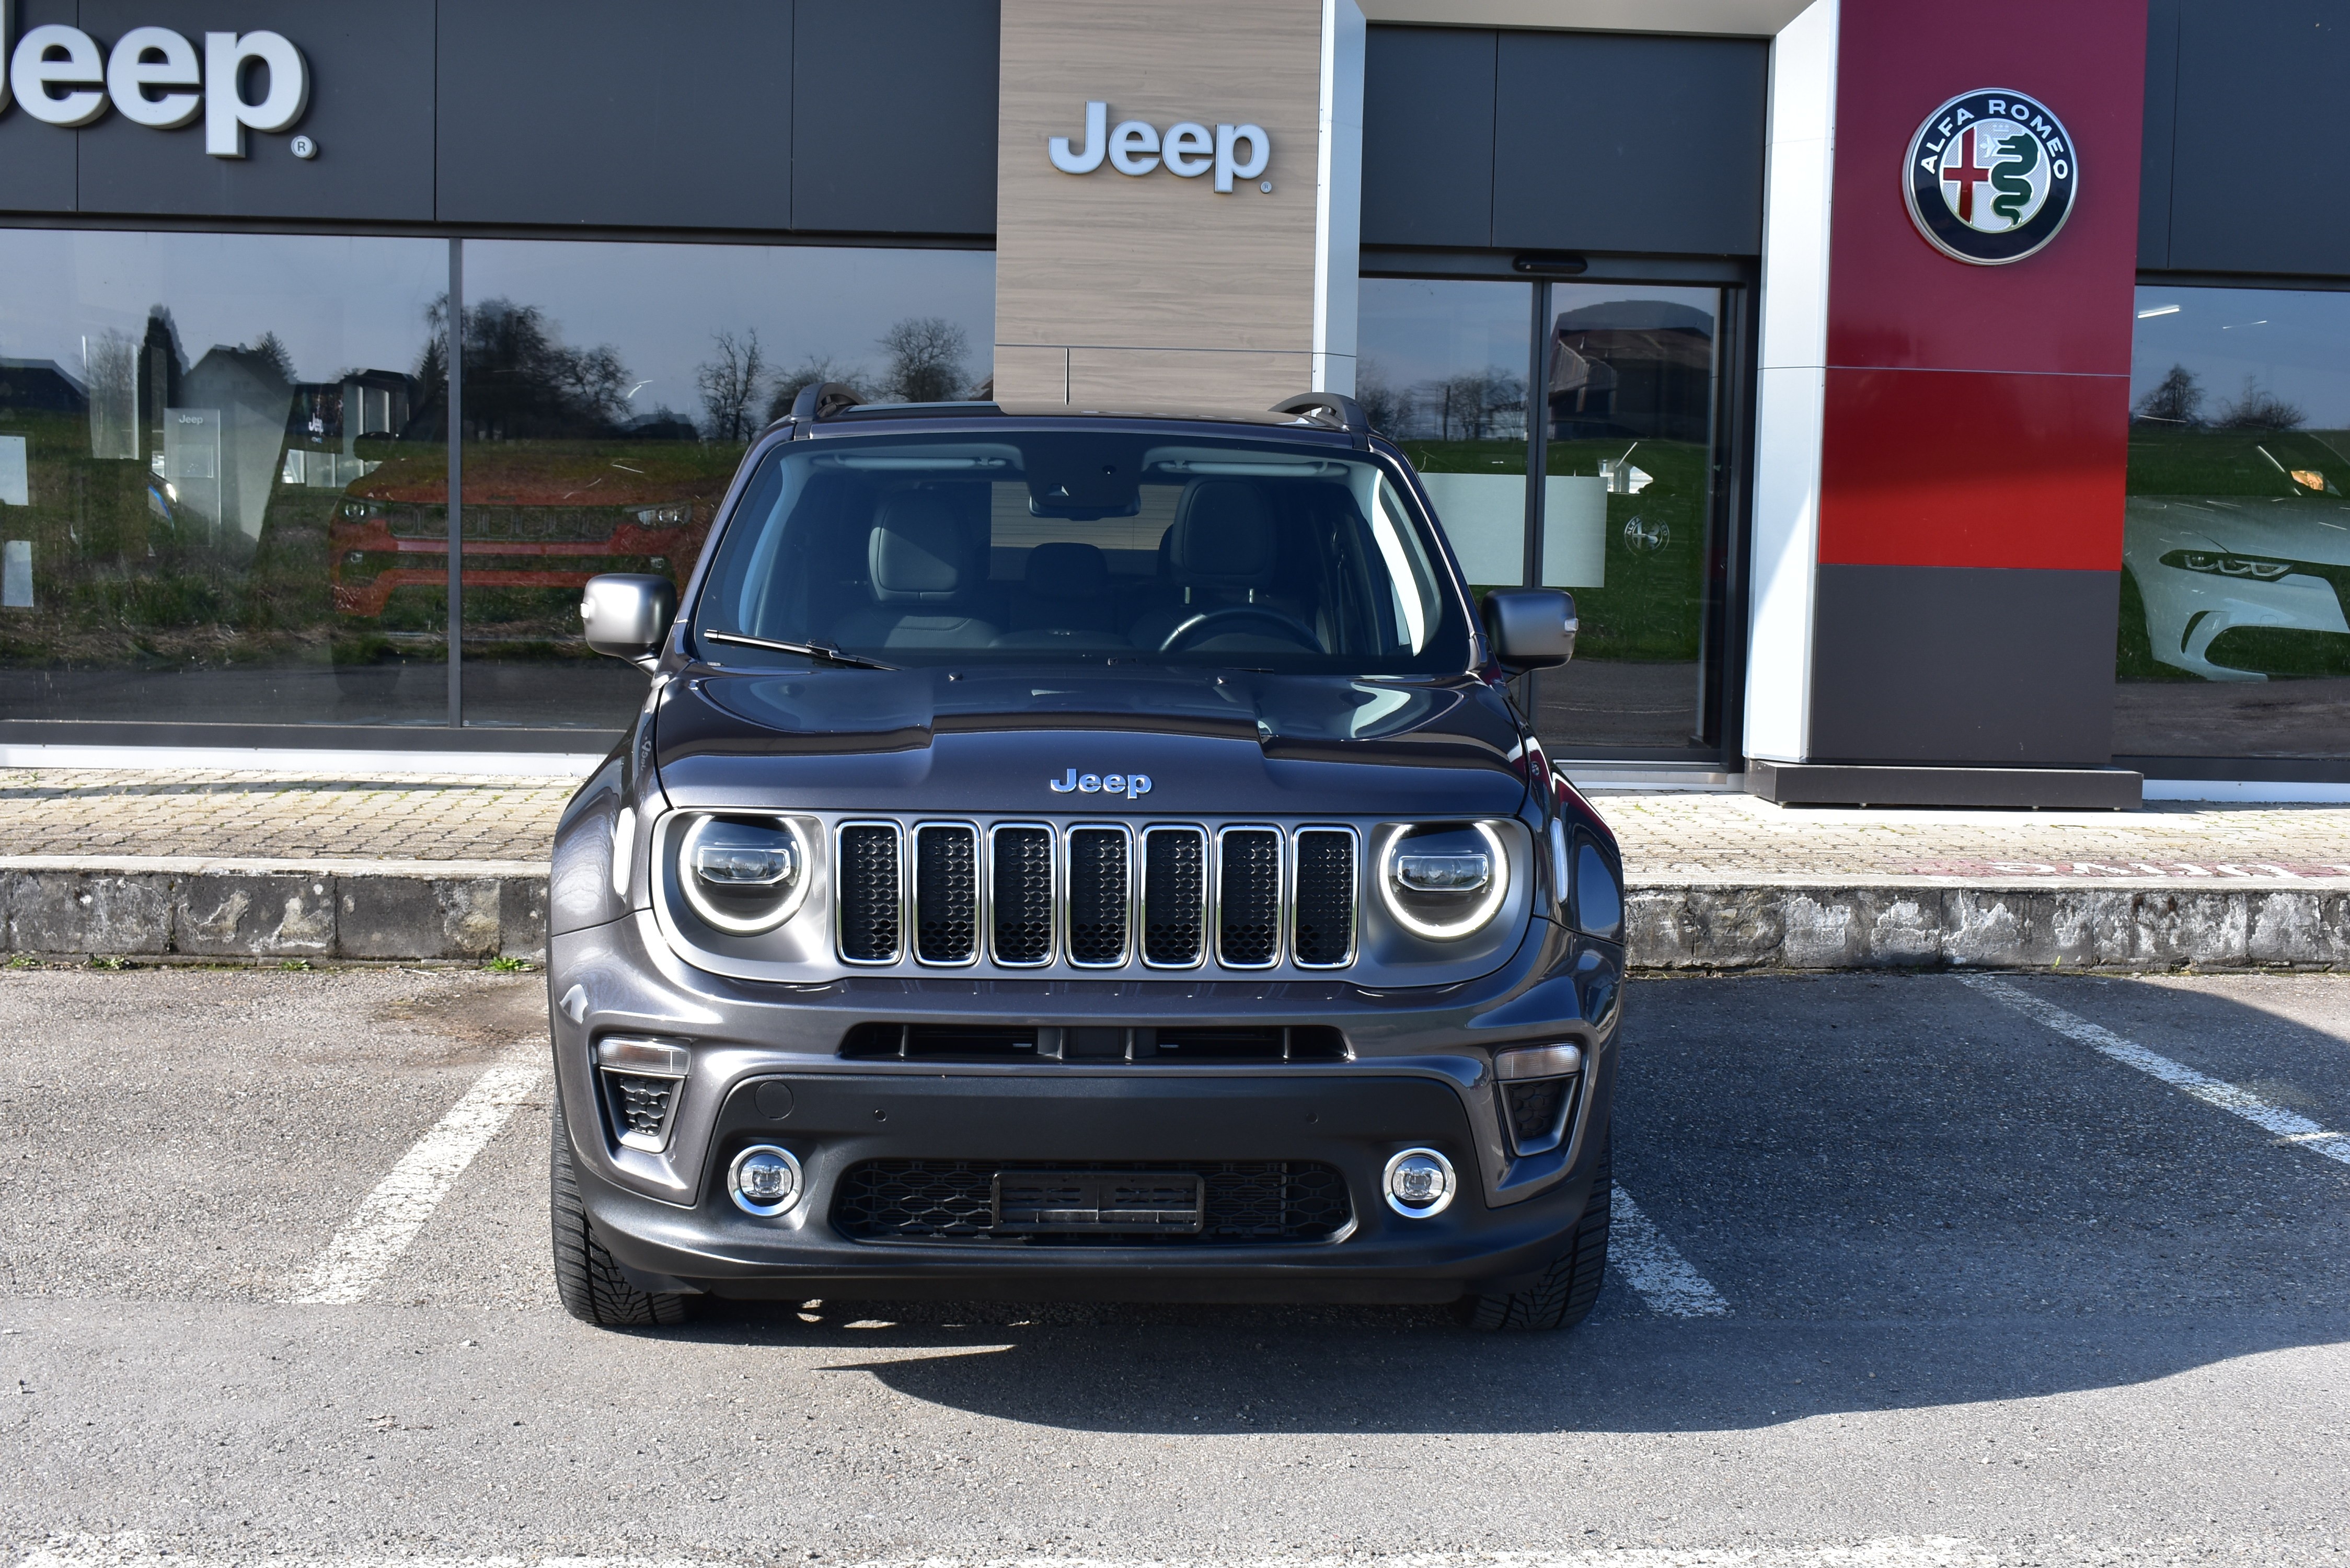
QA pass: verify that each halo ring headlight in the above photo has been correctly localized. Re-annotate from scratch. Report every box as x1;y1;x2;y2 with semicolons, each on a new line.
679;814;810;935
1378;821;1510;941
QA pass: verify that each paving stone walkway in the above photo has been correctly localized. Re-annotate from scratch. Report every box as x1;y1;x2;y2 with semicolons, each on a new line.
2;768;2348;887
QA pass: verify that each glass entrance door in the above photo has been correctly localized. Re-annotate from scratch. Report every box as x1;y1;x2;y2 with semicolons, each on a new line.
1359;275;1737;759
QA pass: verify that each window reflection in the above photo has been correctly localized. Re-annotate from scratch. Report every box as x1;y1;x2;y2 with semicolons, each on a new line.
451;240;996;731
2120;285;2350;759
0;231;448;727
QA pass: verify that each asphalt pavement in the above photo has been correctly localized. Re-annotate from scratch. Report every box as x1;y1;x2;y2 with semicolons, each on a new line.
2;965;2346;1567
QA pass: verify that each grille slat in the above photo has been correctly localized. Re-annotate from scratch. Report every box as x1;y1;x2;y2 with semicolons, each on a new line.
836;823;903;963
835;1159;1352;1243
1141;826;1207;967
1066;827;1131;967
1291;827;1357;967
913;823;978;964
990;824;1055;965
1216;827;1282;968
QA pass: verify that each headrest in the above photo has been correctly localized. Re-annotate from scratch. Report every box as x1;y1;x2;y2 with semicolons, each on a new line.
1169;479;1276;586
1024;541;1109;601
868;492;971;603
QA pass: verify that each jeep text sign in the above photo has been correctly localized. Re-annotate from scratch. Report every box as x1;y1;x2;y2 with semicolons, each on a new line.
1903;88;2077;265
1049;101;1269;193
3;17;308;158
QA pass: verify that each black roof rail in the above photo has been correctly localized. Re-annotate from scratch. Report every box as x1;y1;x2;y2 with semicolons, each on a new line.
1269;391;1372;433
789;381;865;423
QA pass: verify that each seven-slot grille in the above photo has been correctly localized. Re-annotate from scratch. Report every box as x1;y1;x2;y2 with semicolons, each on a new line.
831;821;1358;971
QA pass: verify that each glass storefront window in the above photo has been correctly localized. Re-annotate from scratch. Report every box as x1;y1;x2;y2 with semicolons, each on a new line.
2119;285;2350;759
0;229;993;738
0;230;449;726
1358;276;1727;756
450;240;997;731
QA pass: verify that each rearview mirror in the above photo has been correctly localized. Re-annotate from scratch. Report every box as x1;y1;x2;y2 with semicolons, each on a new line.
1481;589;1577;669
581;574;678;666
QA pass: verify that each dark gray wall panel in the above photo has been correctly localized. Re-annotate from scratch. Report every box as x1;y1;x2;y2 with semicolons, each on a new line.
437;0;793;229
2167;0;2350;275
1491;31;1766;257
791;1;997;235
0;0;82;213
1362;26;1494;248
2138;0;2179;269
1808;565;2118;767
75;0;432;221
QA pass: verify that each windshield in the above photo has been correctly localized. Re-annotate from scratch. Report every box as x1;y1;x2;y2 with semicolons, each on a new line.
688;431;1472;673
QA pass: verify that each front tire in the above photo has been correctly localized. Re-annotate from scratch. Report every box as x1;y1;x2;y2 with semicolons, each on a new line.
550;1094;690;1328
1457;1125;1611;1331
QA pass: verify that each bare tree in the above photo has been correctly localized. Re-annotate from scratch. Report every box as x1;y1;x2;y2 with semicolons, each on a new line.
2132;363;2204;427
695;328;768;443
1432;369;1525;441
879;316;970;403
765;354;861;422
1354;359;1408;436
2217;375;2305;431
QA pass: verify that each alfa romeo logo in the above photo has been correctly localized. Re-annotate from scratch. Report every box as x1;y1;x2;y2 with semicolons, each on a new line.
1903;89;2077;266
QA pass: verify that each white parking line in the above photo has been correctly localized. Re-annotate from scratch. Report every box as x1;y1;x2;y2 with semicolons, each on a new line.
6;1534;2078;1568
1960;974;2350;1168
285;1043;548;1305
1609;1185;1731;1317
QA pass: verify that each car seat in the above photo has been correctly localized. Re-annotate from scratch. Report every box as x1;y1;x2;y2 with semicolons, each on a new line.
1128;478;1309;650
828;490;1001;650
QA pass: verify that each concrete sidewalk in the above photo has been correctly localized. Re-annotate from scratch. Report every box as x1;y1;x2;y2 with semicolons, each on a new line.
2;767;2347;968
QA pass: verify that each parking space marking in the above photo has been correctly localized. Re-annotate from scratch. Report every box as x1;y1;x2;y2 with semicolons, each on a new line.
8;1534;2110;1568
285;1043;547;1305
1609;1185;1731;1317
1960;975;2350;1168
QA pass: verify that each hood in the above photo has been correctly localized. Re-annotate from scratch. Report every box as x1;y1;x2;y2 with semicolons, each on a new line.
652;664;1534;818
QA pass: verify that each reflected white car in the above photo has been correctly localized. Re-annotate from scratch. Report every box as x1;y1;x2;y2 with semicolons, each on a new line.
2124;495;2350;680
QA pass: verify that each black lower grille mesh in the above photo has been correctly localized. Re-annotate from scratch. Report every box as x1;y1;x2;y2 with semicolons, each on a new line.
1291;828;1356;966
914;824;978;963
1142;827;1206;965
1066;827;1129;965
604;1071;675;1142
1504;1077;1577;1151
837;824;902;962
1217;828;1282;966
834;1159;1352;1243
991;826;1054;964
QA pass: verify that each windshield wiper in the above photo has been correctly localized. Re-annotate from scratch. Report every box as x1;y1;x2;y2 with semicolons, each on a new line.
701;630;897;671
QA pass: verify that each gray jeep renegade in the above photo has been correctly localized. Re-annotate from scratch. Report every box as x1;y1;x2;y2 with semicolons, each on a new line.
546;387;1625;1330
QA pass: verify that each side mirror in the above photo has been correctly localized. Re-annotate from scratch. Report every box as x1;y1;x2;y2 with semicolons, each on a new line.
580;573;677;665
1482;588;1576;669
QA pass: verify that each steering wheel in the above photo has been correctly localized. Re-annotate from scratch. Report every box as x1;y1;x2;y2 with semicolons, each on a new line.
1157;607;1325;654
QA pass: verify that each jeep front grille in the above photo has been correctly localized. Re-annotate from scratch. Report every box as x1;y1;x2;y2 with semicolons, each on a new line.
836;823;903;963
833;820;1358;972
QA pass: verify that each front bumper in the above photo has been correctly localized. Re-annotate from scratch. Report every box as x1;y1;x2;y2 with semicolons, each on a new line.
550;908;1618;1302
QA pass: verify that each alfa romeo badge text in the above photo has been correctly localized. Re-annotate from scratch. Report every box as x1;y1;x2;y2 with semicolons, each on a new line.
1903;89;2077;266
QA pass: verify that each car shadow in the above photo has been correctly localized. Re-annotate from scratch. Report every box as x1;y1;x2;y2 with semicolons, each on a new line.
625;971;2350;1435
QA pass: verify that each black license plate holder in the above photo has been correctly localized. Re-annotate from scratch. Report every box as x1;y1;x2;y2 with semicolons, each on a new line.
993;1170;1205;1235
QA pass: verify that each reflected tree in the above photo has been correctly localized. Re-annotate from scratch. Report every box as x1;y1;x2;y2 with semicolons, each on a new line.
695;328;767;443
765;353;861;422
879;316;969;403
2132;364;2205;428
2216;376;2305;431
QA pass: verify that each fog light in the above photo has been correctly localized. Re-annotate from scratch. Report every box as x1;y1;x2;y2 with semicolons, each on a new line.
728;1144;803;1216
1382;1147;1457;1218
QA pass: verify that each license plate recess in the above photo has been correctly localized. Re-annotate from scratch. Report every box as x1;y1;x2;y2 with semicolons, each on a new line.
993;1170;1205;1234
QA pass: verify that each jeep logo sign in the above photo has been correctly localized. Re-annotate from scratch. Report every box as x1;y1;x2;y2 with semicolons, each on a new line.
2;17;308;158
1049;101;1269;193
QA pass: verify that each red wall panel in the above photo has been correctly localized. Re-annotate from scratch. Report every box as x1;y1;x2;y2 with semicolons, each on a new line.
1824;0;2147;377
1816;367;2129;572
1815;0;2145;574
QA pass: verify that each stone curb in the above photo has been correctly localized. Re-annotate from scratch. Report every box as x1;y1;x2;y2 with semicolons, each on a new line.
0;860;546;963
3;860;2345;970
1629;883;2350;970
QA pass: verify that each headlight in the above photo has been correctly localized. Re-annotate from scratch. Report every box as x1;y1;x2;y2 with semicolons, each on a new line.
1378;822;1509;940
2159;549;2295;581
679;814;809;934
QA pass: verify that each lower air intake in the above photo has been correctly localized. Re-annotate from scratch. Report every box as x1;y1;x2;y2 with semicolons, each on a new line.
834;1159;1352;1243
602;1071;677;1150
